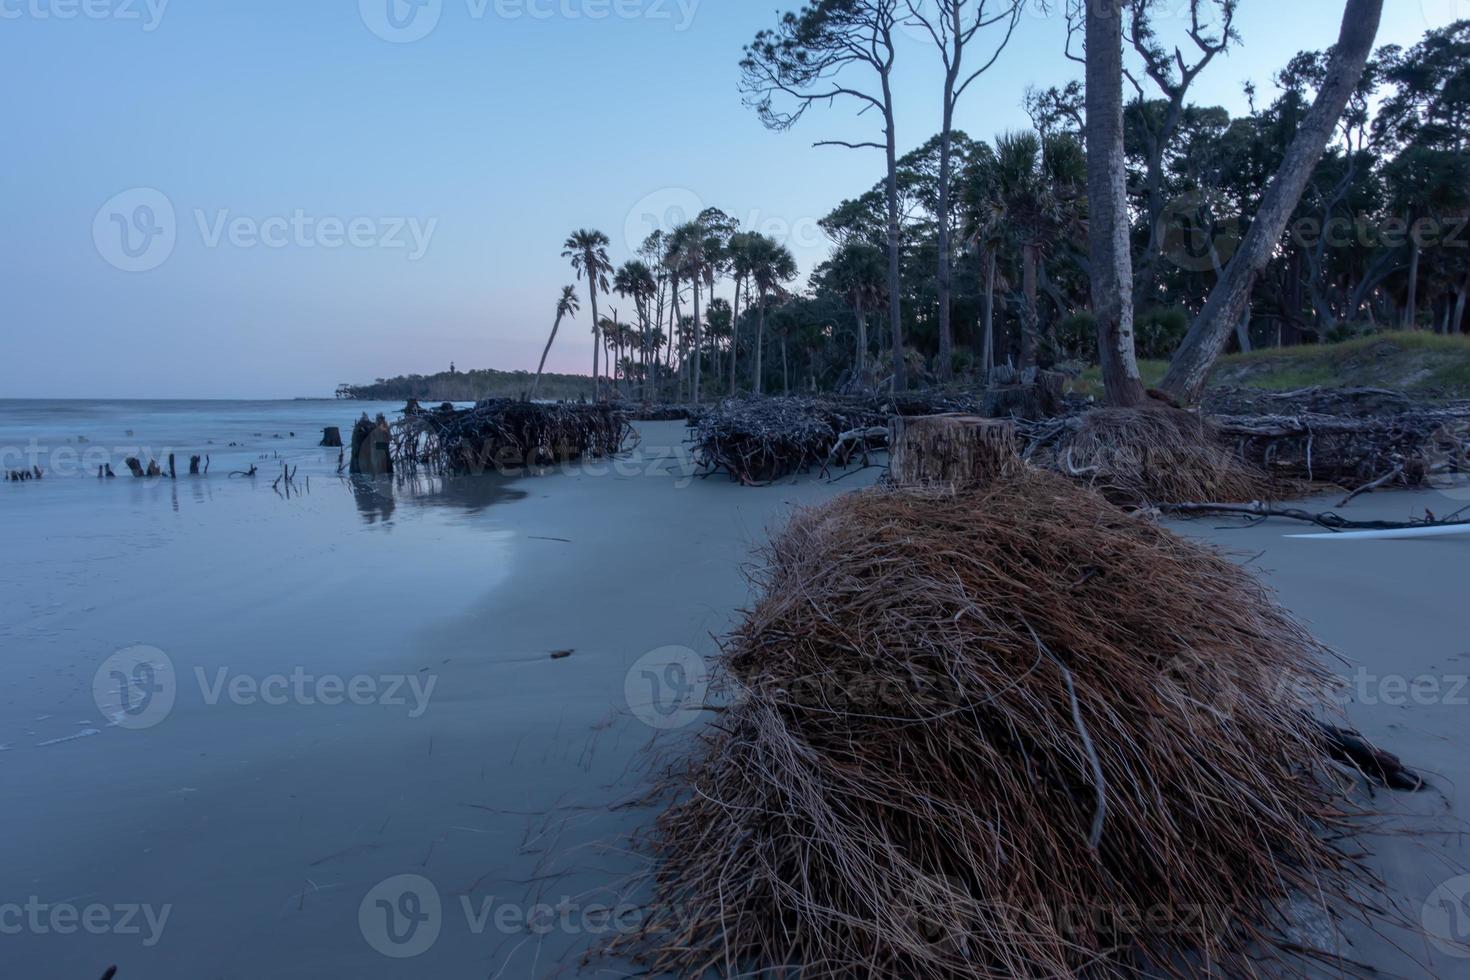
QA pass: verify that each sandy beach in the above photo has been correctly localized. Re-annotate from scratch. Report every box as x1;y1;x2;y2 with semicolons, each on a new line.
3;414;1469;978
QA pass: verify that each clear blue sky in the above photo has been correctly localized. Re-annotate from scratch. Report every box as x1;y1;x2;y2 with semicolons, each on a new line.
3;0;1462;398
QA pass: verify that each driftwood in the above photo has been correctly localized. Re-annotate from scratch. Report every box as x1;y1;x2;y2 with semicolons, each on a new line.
1161;500;1470;532
392;400;629;476
1214;406;1470;487
691;397;886;485
889;415;1021;490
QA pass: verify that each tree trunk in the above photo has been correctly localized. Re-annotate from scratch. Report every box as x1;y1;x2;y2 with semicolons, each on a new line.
881;80;907;393
982;246;996;383
1086;0;1147;407
692;277;703;404
531;311;566;401
781;335;789;395
855;306;868;380
667;276;681;397
1404;226;1422;329
754;289;767;396
1453;279;1468;335
1234;304;1253;353
1159;0;1385;405
730;276;743;395
588;282;601;401
1020;244;1039;369
936;99;957;381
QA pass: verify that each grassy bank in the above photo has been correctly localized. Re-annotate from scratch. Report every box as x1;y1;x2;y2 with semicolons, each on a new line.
1078;333;1470;400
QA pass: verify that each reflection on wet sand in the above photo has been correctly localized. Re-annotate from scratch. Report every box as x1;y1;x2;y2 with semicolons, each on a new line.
349;472;529;524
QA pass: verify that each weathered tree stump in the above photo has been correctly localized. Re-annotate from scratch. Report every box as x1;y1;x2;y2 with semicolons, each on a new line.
982;368;1066;420
889;415;1022;491
189;455;202;475
125;458;145;478
321;426;343;448
350;414;393;476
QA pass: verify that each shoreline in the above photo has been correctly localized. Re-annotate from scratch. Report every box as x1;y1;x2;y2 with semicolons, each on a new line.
1;417;1467;976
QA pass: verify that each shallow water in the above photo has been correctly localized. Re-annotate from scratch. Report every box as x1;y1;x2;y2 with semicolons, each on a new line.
0;404;851;978
5;401;1469;978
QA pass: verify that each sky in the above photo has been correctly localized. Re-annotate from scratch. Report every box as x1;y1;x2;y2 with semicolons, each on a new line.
3;0;1465;398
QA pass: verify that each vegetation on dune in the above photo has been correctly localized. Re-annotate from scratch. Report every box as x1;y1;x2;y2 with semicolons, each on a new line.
515;6;1467;410
341;367;594;403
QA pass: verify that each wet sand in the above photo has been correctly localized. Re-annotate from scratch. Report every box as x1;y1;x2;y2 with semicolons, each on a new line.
2;418;1468;977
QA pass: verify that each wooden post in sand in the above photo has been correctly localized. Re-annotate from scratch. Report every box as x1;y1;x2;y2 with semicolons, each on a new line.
889;415;1022;491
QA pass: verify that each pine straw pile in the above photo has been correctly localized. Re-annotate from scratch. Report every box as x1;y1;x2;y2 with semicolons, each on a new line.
1053;404;1292;505
391;399;631;475
609;470;1394;979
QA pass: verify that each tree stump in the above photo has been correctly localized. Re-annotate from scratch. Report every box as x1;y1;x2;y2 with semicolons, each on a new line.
889;415;1022;491
350;415;393;476
125;458;145;478
321;426;343;448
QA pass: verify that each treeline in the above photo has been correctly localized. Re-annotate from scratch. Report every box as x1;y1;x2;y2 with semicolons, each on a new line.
537;4;1465;406
343;367;594;402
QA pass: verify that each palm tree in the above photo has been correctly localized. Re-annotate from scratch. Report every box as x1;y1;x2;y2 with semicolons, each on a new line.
530;286;579;401
666;222;716;404
981;131;1085;368
614;260;658;397
726;232;759;395
562;229;613;400
747;234;798;395
815;241;886;383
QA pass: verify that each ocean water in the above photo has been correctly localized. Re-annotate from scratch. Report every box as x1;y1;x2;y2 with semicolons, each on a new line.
0;398;434;482
0;404;741;978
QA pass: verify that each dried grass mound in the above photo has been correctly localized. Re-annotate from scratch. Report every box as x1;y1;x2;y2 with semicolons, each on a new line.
391;399;631;475
1057;405;1286;505
612;471;1388;979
